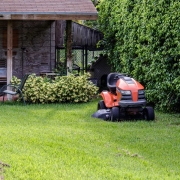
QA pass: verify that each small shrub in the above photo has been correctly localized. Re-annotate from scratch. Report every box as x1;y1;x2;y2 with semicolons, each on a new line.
10;76;21;85
14;73;98;104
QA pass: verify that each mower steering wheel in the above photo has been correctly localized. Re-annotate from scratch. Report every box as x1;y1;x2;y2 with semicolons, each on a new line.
114;74;123;79
114;73;129;80
114;75;120;79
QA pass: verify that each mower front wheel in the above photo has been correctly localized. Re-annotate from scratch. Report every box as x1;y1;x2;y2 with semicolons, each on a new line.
143;107;155;121
111;107;120;122
98;100;106;110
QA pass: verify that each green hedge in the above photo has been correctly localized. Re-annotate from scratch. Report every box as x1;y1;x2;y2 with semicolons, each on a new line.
11;73;98;104
98;0;180;111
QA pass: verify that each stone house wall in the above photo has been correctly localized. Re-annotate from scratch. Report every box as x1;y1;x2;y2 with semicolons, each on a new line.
0;20;55;79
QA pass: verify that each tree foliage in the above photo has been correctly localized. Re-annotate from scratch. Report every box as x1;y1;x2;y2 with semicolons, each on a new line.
98;0;180;111
84;0;100;29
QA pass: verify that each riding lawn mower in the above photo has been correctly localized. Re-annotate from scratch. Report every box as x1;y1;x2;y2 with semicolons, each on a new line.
92;72;155;121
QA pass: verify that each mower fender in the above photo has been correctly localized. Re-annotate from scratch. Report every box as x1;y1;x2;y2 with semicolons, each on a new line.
92;109;111;120
100;91;114;108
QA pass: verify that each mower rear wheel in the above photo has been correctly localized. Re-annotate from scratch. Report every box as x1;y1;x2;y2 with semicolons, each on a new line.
143;107;155;121
111;107;120;122
98;100;106;110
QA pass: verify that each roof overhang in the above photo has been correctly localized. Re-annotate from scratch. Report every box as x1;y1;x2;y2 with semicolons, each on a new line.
0;13;98;20
0;0;98;20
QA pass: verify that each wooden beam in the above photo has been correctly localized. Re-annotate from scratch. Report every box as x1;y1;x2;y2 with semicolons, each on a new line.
66;20;73;75
7;20;13;100
85;45;88;72
7;20;13;85
9;14;98;20
0;14;11;20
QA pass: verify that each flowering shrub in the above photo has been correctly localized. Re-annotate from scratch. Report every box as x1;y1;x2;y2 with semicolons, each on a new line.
11;73;98;104
10;76;21;85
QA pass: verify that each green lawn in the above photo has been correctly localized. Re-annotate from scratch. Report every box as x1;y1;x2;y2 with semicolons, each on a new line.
0;100;180;180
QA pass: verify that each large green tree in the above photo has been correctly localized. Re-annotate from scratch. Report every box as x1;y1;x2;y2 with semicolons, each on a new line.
98;0;180;111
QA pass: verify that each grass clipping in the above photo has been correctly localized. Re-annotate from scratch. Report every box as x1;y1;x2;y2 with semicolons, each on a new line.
0;161;10;180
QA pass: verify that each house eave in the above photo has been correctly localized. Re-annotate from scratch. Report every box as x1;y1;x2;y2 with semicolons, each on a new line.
0;12;98;20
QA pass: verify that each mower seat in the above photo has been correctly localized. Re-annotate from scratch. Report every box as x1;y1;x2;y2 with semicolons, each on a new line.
107;73;120;93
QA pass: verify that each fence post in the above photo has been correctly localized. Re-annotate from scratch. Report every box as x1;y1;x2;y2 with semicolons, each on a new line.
65;20;73;75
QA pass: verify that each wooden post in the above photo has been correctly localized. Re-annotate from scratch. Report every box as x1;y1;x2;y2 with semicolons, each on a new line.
7;21;13;100
65;20;72;75
85;45;88;72
82;48;84;75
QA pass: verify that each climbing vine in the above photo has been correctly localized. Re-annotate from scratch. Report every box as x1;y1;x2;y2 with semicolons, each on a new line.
97;0;180;111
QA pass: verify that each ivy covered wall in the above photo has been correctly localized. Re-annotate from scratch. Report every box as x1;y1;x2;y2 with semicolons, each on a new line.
98;0;180;111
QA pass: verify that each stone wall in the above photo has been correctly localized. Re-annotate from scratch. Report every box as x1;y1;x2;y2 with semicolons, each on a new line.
0;20;56;79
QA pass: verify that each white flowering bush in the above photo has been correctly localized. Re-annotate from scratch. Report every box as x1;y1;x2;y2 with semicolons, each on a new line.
10;76;21;85
54;73;98;103
12;73;98;104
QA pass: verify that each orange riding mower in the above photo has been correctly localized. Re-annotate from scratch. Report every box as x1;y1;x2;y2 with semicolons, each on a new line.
92;73;155;121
